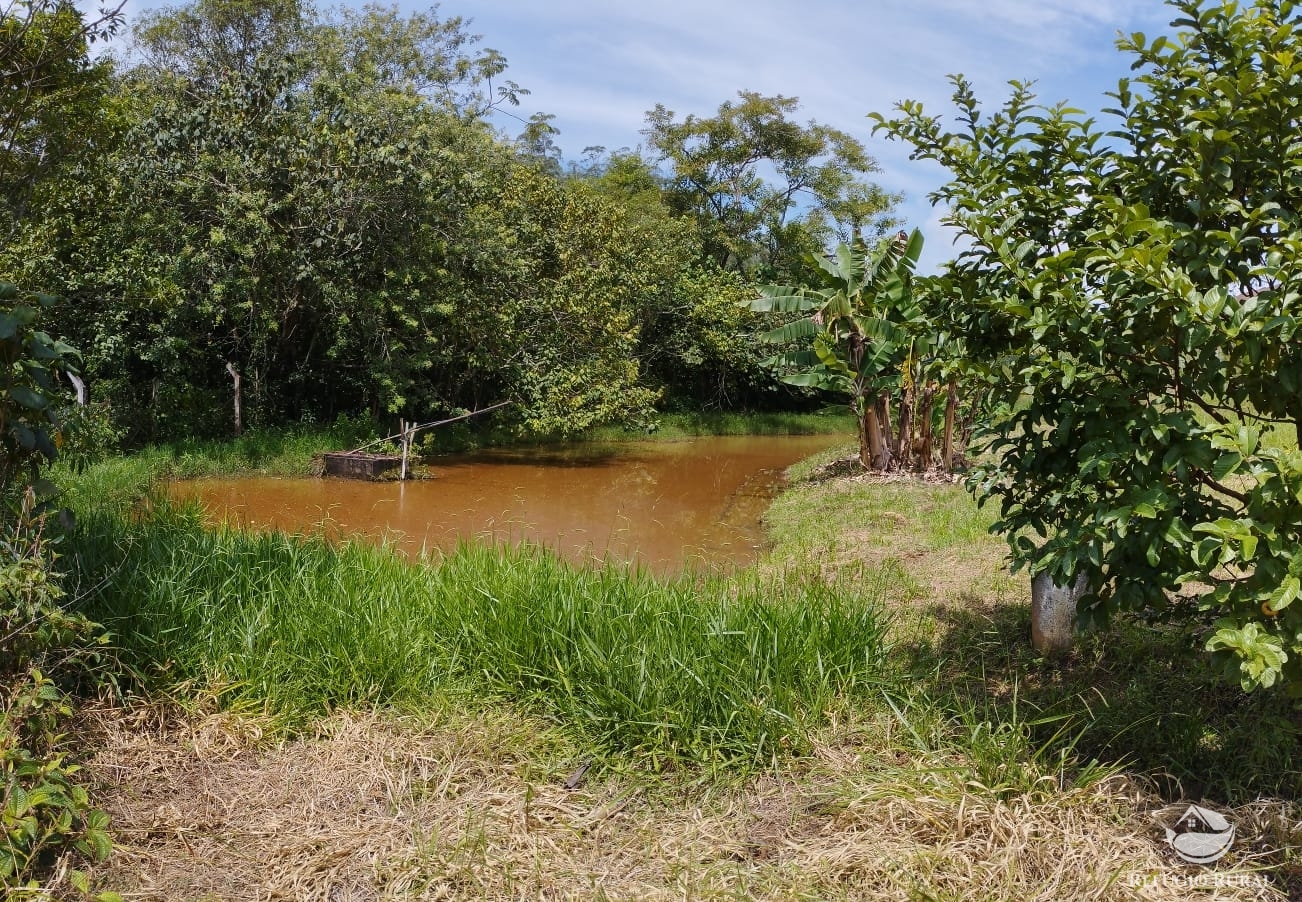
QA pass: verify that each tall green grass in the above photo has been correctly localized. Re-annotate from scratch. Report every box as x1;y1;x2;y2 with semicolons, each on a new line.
51;421;378;509
51;420;397;521
582;410;856;442
68;504;892;767
429;409;857;451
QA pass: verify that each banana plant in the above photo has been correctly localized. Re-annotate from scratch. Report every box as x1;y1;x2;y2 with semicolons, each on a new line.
748;229;925;470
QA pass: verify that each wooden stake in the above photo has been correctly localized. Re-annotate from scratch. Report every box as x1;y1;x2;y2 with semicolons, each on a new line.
400;419;410;481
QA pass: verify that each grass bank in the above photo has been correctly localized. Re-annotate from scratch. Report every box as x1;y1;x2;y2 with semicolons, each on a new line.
51;420;376;511
582;409;855;442
69;503;891;769
57;441;1302;898
767;444;1302;803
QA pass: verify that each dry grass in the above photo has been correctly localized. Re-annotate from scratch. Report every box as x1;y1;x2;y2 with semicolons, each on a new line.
65;452;1301;899
78;702;1291;901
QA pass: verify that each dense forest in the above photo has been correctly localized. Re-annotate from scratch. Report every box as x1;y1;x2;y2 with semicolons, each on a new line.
3;0;899;444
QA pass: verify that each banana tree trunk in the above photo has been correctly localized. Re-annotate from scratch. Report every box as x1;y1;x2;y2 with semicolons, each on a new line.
941;378;958;472
865;404;891;470
895;381;915;469
876;391;893;460
857;404;872;470
918;384;937;470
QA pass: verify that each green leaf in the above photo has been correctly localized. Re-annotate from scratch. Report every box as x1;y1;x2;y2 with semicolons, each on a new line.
12;424;36;451
85;826;112;861
747;286;818;313
760;318;818;345
1212;452;1243;480
1207;621;1288;691
1268;576;1300;613
9;385;47;410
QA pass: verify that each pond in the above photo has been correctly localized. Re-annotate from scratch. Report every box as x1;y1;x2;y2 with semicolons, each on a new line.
171;435;842;573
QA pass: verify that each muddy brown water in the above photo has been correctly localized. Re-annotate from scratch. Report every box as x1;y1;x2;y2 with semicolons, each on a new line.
171;435;843;573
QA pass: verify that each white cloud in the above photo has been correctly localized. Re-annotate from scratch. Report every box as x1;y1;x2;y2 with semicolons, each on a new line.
105;0;1179;269
462;0;1176;269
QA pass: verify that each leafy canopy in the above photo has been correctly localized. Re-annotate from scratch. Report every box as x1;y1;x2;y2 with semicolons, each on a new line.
645;91;898;281
876;0;1302;692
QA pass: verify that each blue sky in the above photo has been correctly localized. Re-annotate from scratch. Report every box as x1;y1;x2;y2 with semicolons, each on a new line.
458;0;1175;270
107;0;1180;270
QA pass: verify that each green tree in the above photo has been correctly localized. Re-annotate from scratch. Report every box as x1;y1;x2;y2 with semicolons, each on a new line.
0;284;78;498
30;0;668;440
0;5;119;894
751;230;935;471
572;150;780;409
130;0;306;84
132;0;526;115
1;0;121;249
876;0;1302;691
644;91;898;281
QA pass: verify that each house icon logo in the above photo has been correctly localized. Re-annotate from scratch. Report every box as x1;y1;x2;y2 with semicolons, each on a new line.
1165;804;1235;865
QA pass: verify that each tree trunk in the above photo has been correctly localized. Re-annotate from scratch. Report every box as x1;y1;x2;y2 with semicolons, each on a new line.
150;378;160;441
856;402;872;470
917;384;937;470
1031;572;1087;653
400;419;410;481
895;381;915;469
876;391;893;458
226;362;243;436
941;378;958;472
865;404;891;471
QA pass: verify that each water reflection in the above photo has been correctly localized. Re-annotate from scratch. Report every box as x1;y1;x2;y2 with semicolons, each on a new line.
171;435;842;573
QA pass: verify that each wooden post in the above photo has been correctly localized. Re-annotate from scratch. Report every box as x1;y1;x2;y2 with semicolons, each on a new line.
400;419;410;481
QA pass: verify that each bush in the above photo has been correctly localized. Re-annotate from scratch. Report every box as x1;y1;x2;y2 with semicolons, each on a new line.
0;498;113;897
876;0;1302;691
56;403;123;472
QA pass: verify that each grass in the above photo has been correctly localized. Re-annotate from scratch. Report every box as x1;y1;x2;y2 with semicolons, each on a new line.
80;703;1224;902
767;444;1302;803
409;408;856;452
51;420;377;510
63;440;1302;797
68;502;892;769
581;409;856;442
56;437;1302;898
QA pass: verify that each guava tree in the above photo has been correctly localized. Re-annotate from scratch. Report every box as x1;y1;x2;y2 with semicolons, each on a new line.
875;0;1302;691
750;230;932;471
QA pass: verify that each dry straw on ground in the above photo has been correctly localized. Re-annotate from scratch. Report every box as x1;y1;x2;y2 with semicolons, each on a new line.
78;702;1292;902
